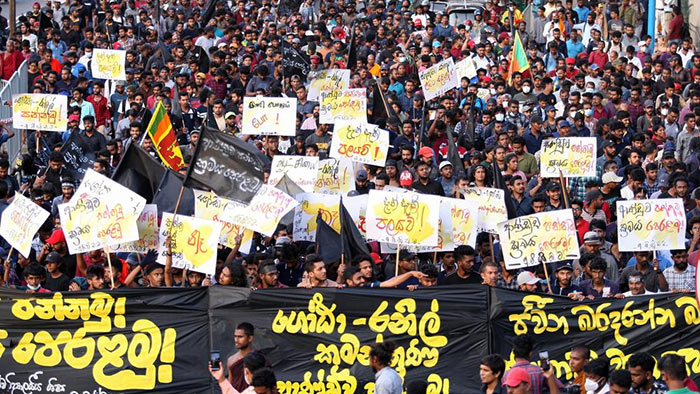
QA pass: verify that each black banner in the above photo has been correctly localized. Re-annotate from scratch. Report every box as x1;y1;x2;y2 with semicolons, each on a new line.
184;127;264;205
0;287;210;394
60;131;95;181
282;42;310;81
2;287;700;394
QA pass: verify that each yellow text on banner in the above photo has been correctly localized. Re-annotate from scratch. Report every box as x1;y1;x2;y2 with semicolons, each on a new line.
91;48;126;80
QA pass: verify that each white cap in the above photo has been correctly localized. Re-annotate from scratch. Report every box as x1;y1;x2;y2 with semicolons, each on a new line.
517;271;540;286
601;172;623;184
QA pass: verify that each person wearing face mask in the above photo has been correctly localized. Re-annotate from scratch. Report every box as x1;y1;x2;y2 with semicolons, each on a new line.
583;358;610;394
663;249;695;292
513;80;537;107
210;351;268;394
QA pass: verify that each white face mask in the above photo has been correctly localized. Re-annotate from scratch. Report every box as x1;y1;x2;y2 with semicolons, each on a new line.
585;88;595;94
522;86;531;94
495;113;505;121
569;111;577;118
584;378;600;394
244;369;251;386
27;283;41;291
661;108;669;116
398;56;406;62
490;88;497;95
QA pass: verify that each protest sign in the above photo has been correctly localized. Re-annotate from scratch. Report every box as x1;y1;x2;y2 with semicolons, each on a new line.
224;185;299;237
91;48;126;80
343;194;368;236
59;169;146;254
106;204;159;253
497;209;580;270
185;126;265;204
314;158;355;195
307;69;350;101
447;198;479;247
617;199;687;252
268;155;319;193
366;190;440;246
193;190;254;253
418;58;458;101
540;137;597;177
319;88;367;124
330;122;390;166
0;194;50;257
460;187;508;234
242;97;297;136
12;93;68;132
455;57;477;80
293;193;341;242
157;213;222;276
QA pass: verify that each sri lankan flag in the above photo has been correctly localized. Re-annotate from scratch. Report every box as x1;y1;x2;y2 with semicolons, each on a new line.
146;101;185;171
507;32;530;86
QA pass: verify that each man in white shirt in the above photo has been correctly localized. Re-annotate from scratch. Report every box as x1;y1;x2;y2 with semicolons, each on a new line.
195;26;217;53
370;342;402;394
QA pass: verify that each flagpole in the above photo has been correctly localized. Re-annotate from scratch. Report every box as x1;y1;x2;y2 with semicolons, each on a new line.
540;255;553;294
105;249;115;289
559;169;570;209
395;245;400;278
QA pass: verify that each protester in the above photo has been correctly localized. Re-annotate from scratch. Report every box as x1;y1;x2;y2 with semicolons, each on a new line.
369;341;402;394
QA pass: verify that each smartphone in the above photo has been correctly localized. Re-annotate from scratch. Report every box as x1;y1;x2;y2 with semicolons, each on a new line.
539;351;550;371
210;351;221;370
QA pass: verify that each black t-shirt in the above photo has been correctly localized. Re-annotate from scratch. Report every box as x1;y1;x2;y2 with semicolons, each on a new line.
44;273;71;292
443;272;481;285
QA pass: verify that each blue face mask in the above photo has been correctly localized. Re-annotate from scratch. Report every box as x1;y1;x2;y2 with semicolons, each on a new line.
584;109;593;117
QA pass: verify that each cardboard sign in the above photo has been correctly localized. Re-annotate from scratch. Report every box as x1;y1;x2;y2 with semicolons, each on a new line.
241;97;297;136
12;94;68;132
193;191;254;253
460;188;508;234
455;57;477;80
617;199;687;252
314;158;356;195
447;198;479;248
0;194;50;257
307;69;350;101
540;138;597;178
418;58;459;101
157;213;222;276
224;185;299;237
343;194;368;236
106;204;159;253
268;155;319;193
366;190;440;246
293;193;341;242
497;209;580;270
91;48;126;80
319;88;367;124
330;122;389;166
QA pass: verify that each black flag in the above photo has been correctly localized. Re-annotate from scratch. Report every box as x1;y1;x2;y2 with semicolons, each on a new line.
445;124;466;178
316;211;341;264
340;199;370;262
282;42;310;81
153;170;195;218
60;131;95;180
111;143;166;202
346;25;357;70
184;126;265;205
493;165;517;219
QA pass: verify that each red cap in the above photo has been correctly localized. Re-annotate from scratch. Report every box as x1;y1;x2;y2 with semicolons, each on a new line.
414;19;423;27
503;368;531;387
566;57;575;65
418;146;434;158
370;252;382;264
498;32;510;41
69;114;79;122
46;229;66;245
400;170;413;186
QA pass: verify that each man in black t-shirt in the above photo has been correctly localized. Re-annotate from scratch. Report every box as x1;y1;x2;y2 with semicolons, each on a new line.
444;245;481;285
43;252;70;291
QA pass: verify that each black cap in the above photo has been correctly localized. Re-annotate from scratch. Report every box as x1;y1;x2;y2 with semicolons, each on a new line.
398;249;416;261
555;262;574;272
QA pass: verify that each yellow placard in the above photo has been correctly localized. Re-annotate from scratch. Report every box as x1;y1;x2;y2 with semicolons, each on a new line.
460;187;508;234
0;194;50;257
319;88;367;124
107;204;159;253
540;137;597;177
330;122;389;166
91;48;126;80
307;69;350;101
12;94;68;132
447;197;479;248
314;158;355;195
225;185;299;237
157;212;222;276
365;190;440;246
497;209;580;270
292;193;341;242
193;190;254;252
418;58;459;101
617;199;686;252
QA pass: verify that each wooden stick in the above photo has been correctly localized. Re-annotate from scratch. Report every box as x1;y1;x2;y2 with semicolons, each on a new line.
559;170;570;209
488;233;496;265
541;256;553;294
105;249;115;289
395;244;400;278
432;251;438;265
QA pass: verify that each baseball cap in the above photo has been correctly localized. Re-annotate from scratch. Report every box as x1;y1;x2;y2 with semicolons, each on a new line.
225;111;236;119
601;172;623;184
601;139;615;148
546;182;561;192
439;161;453;171
555;262;574;272
399;249;417;261
356;169;368;181
545;105;556;112
516;271;540;286
692;187;700;200
400;170;413;186
69;114;79;122
658;173;670;188
45;251;63;264
275;236;292;247
558;120;571;128
46;229;66;244
583;231;602;245
418;146;434;158
590;63;600;70
385;159;397;168
644;99;654;108
662;150;675;159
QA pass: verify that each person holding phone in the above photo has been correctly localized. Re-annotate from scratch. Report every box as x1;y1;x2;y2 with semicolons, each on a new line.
209;351;267;394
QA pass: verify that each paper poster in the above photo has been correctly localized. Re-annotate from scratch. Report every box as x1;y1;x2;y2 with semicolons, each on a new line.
447;198;479;248
292;193;341;242
365;190;440;246
91;48;126;80
418;58;459;101
540;137;597;178
59;170;146;254
106;204;159;253
343;194;368;236
617;199;687;252
319;88;367;124
460;187;508;234
314;158;355;195
157;212;222;276
307;69;350;101
12;94;68;132
224;185;299;237
267;155;319;193
497;209;580;270
330;122;390;166
0;194;50;257
193;190;254;253
241;97;297;136
455;57;477;80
